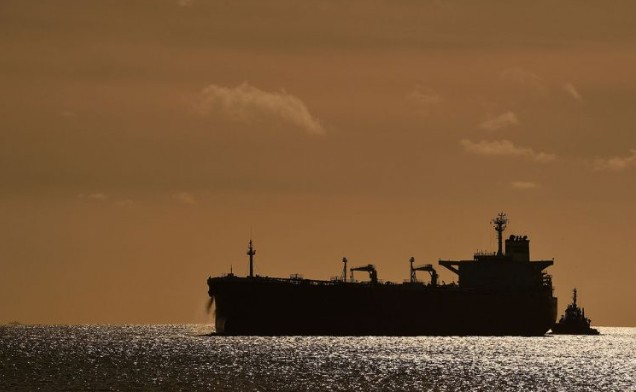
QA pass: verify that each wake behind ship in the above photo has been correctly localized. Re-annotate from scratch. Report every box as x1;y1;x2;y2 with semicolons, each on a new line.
207;213;557;336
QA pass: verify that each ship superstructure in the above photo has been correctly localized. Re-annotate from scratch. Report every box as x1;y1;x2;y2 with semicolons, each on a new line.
207;213;557;335
439;213;554;291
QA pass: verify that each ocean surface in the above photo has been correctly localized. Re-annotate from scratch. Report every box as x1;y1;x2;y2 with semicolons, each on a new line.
1;325;634;391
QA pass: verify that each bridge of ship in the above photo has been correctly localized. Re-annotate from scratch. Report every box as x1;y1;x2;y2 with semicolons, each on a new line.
439;231;553;290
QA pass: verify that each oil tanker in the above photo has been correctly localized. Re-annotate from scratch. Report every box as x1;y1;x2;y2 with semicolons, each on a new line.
207;213;557;336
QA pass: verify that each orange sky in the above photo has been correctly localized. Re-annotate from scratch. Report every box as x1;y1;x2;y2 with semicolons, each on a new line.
1;1;635;326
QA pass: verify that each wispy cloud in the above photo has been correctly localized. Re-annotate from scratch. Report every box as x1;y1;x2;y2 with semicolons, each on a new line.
478;112;519;131
563;83;583;101
406;86;442;111
500;67;547;94
172;192;196;205
593;149;636;171
78;193;109;201
78;193;135;207
115;199;134;208
176;0;193;7
460;139;556;163
196;82;324;135
510;181;539;190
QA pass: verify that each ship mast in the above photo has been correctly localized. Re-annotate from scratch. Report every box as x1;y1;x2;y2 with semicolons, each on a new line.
410;257;416;283
342;257;348;282
247;240;256;278
491;212;508;256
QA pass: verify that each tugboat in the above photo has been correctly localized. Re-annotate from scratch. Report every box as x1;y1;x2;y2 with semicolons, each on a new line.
551;288;599;335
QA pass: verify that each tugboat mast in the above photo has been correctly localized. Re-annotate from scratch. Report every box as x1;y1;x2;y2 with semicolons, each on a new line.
247;240;256;278
491;212;508;256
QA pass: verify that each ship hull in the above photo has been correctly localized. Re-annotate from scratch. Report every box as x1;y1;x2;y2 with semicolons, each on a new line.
550;323;599;335
208;277;557;336
550;328;599;335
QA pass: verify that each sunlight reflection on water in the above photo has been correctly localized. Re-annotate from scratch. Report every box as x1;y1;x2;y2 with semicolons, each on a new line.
1;325;634;391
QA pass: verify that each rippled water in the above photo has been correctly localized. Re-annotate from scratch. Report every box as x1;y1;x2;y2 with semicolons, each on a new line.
1;325;634;391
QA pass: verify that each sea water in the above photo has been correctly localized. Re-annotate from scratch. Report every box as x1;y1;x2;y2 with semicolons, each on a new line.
1;325;634;391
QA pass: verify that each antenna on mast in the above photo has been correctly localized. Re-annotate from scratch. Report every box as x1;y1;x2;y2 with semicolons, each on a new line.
573;288;577;306
491;212;508;256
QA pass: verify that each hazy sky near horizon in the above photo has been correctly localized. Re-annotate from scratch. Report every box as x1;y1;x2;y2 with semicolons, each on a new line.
1;0;635;326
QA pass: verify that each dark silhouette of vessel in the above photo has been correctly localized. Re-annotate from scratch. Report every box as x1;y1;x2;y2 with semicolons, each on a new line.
207;213;557;335
551;288;599;335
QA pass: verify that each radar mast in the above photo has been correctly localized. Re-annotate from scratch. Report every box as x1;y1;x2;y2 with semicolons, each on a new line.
491;212;508;256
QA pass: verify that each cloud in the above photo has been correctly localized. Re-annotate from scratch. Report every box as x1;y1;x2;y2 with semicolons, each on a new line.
172;192;196;204
115;199;134;208
460;139;556;163
500;67;547;94
406;86;442;109
78;194;135;207
510;181;539;190
563;83;583;101
78;193;109;201
478;112;519;131
176;0;193;6
196;82;324;135
593;149;636;171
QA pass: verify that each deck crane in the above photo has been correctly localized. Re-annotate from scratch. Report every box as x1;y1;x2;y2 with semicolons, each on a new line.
409;257;438;286
350;264;378;284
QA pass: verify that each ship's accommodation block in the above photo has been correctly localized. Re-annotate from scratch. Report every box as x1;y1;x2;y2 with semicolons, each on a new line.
439;235;553;290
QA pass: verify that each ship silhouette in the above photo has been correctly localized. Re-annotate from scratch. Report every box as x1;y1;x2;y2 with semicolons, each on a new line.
207;213;557;335
551;288;599;335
